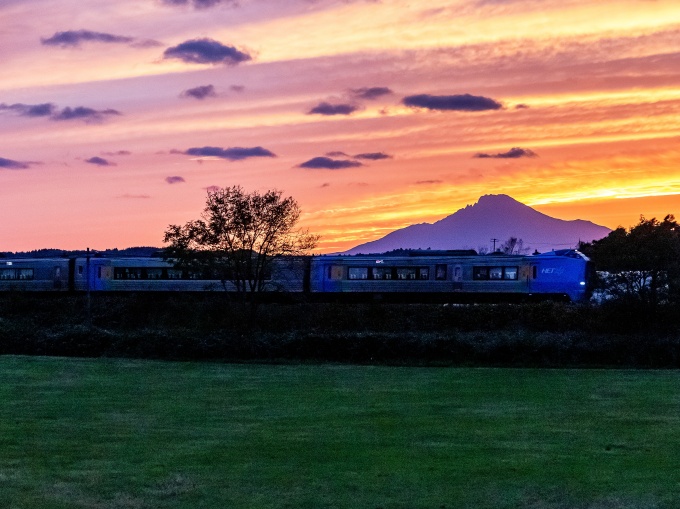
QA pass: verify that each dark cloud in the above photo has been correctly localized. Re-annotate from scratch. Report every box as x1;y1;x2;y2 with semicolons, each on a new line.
0;157;29;170
474;147;537;159
416;179;443;185
230;85;245;92
180;84;216;100
85;156;115;166
185;146;276;161
161;0;235;8
320;183;331;188
515;103;530;109
41;30;135;47
0;102;55;117
325;151;350;157
1;103;120;122
354;152;392;160
163;38;251;65
102;150;132;156
402;93;502;111
52;107;121;122
166;176;186;184
205;185;221;193
350;87;393;100
308;102;357;115
298;157;363;170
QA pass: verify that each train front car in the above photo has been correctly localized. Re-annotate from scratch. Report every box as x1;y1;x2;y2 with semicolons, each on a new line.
310;249;591;302
527;249;590;302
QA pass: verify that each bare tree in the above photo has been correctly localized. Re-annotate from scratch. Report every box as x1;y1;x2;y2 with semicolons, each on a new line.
163;186;319;313
499;236;528;255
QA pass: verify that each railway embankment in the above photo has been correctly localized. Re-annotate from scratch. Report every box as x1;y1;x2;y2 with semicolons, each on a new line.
1;293;679;367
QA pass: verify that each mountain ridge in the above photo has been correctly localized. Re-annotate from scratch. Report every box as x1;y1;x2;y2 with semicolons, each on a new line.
343;194;611;254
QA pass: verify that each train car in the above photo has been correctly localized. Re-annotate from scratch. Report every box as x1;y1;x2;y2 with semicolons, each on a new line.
70;256;307;293
0;258;72;291
0;249;589;301
309;249;590;302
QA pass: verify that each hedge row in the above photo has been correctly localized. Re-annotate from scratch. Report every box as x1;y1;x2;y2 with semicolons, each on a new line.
1;293;679;367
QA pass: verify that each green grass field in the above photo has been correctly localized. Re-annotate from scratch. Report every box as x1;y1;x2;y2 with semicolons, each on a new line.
0;356;678;509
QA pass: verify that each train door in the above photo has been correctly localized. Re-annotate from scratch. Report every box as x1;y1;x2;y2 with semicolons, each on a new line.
453;265;462;282
519;265;533;288
53;266;62;289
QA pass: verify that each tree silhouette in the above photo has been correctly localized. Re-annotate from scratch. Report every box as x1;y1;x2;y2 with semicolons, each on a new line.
581;215;680;307
163;186;319;314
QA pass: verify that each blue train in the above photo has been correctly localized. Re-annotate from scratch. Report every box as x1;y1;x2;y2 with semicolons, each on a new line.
0;249;591;302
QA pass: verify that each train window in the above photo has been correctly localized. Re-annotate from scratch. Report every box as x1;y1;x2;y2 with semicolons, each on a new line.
435;264;447;280
418;268;429;280
166;269;179;279
0;269;15;280
78;265;83;275
18;269;34;280
0;268;34;280
489;267;503;280
147;268;164;280
397;268;416;280
473;267;489;280
533;266;537;279
328;265;343;280
97;267;102;279
348;267;368;280
371;267;392;280
473;266;517;281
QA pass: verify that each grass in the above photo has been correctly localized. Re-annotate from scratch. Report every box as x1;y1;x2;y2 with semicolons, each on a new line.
0;356;679;508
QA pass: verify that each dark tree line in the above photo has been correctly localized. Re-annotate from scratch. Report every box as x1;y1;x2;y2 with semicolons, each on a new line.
581;214;680;307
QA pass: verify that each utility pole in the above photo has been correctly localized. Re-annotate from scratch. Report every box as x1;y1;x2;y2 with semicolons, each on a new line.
86;247;91;331
491;238;499;252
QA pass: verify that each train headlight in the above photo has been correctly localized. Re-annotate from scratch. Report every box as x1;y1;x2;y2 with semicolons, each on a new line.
579;281;586;286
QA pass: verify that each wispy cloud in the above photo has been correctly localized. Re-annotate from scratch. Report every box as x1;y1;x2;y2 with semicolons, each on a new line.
165;176;186;184
0;157;29;170
402;93;503;111
350;87;393;100
161;0;236;9
354;152;392;160
298;157;363;170
118;194;151;199
1;103;120;122
185;146;276;160
163;38;251;65
41;30;160;48
180;84;217;100
102;150;132;156
474;147;537;158
0;103;55;117
308;102;357;116
52;107;121;122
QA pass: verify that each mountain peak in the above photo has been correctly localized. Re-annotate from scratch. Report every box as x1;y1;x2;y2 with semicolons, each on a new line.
343;194;611;254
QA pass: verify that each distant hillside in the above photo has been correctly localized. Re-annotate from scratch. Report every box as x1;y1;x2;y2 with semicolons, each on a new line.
343;194;611;254
0;247;163;258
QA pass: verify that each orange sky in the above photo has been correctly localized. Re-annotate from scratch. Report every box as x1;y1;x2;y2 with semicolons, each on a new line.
2;0;680;253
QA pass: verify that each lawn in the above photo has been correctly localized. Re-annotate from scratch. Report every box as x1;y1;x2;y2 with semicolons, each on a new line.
0;356;678;508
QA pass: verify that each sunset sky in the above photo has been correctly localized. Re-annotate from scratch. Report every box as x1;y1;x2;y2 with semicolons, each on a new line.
2;0;680;253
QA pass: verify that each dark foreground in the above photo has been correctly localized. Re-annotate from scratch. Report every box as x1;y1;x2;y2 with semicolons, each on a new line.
1;294;680;367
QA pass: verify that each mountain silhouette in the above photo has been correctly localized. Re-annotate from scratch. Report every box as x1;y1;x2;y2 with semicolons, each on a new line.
343;194;611;254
